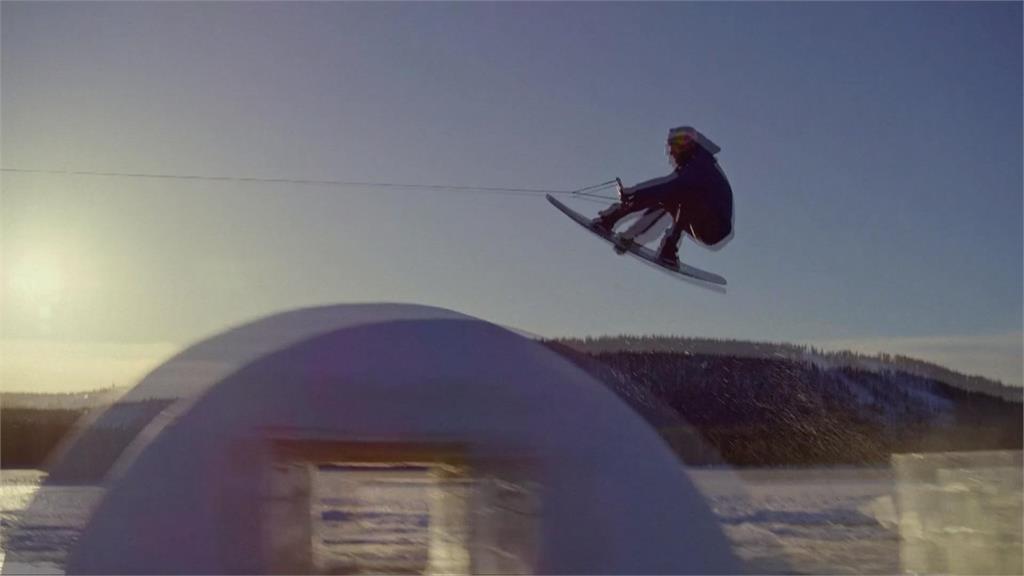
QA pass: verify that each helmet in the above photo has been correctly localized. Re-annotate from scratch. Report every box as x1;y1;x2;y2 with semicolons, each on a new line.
667;126;721;155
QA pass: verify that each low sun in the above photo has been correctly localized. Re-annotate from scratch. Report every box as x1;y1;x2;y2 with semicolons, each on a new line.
9;252;66;319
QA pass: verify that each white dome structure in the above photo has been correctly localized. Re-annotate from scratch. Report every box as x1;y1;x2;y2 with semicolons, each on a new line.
65;304;737;574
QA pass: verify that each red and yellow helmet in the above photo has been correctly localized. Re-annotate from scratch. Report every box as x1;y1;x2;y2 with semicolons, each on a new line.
667;126;721;155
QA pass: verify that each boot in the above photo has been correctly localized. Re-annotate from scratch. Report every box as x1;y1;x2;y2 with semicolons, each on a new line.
656;234;681;267
590;217;615;235
591;202;631;234
657;213;685;267
656;247;679;267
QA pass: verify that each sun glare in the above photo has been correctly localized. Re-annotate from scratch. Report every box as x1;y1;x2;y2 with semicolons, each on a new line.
9;252;67;316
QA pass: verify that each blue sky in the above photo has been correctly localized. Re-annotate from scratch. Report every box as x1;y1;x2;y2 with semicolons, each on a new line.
2;2;1021;390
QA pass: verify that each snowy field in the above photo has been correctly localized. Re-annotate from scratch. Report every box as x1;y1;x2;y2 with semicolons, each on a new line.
0;470;102;575
1;466;903;574
689;466;899;574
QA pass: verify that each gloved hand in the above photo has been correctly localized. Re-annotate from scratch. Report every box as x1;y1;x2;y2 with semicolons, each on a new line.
617;179;635;203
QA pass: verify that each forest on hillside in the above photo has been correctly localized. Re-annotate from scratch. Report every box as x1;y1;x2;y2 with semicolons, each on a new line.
557;335;1022;401
2;408;88;469
3;345;1021;470
1;399;172;471
547;343;1022;466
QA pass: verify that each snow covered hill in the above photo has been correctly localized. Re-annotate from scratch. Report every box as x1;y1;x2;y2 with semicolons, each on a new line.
555;335;1022;402
548;339;1023;466
4;334;1020;475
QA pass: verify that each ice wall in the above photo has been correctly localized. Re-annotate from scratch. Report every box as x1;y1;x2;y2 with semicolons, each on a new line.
893;450;1022;575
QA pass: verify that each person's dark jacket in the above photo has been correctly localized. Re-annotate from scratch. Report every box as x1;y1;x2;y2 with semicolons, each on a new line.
628;148;733;244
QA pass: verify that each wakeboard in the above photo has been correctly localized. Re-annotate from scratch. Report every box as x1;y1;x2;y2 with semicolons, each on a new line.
547;194;727;286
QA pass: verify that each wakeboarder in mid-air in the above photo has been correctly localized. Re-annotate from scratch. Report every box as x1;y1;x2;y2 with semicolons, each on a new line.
547;125;734;285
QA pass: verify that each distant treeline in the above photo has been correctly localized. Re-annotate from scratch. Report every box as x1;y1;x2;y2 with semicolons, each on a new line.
557;335;1022;402
3;343;1021;471
2;399;173;471
2;407;87;469
547;342;1023;466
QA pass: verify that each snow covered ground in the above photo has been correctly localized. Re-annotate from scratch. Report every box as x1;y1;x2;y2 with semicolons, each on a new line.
1;466;904;574
688;466;899;574
0;471;102;575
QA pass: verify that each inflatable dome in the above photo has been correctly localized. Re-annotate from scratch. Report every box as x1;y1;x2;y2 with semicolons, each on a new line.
62;304;736;574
